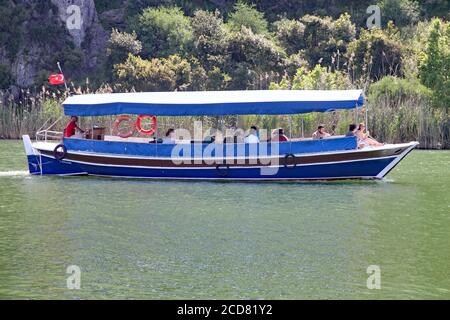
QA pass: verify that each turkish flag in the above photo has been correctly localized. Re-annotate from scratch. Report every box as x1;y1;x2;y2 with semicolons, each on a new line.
48;73;65;85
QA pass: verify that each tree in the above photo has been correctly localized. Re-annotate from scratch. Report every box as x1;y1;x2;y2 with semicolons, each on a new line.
136;6;193;58
227;1;268;35
300;14;356;69
0;64;13;89
347;28;403;81
191;10;229;70
378;0;420;27
226;27;285;89
274;18;306;55
419;19;450;109
107;29;142;67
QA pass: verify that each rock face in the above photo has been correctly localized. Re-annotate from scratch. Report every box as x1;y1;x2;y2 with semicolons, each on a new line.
50;0;108;70
50;0;104;48
0;0;108;89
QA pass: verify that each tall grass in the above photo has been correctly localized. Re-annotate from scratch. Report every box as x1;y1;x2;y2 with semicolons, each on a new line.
0;89;63;139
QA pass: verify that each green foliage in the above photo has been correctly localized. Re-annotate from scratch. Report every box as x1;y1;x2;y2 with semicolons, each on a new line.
347;28;403;81
274;18;306;55
419;0;450;19
270;65;352;90
114;54;192;91
42;99;64;119
0;64;13;89
95;0;124;13
419;19;450;108
190;62;231;91
125;0;176;17
191;10;229;70
227;1;269;35
378;0;420;27
368;76;431;104
136;6;193;58
282;53;309;77
367;76;446;146
0;3;27;58
300;14;356;69
227;27;285;89
107;29;143;67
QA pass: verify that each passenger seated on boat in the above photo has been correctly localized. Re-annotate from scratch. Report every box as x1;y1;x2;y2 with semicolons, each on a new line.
312;125;331;140
346;124;357;137
244;126;260;143
356;123;384;147
271;128;289;142
64;116;85;138
224;135;244;144
162;128;176;144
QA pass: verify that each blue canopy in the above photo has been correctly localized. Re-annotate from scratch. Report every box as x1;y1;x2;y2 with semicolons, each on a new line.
63;90;364;117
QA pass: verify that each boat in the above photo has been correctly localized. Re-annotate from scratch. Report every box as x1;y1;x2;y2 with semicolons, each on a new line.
22;90;418;181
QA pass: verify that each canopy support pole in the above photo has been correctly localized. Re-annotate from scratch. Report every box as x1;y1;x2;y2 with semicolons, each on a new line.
289;115;293;152
289;116;293;140
301;116;305;139
365;103;369;132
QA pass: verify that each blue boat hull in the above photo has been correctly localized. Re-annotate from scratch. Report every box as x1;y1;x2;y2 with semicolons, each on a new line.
27;154;399;180
24;135;418;181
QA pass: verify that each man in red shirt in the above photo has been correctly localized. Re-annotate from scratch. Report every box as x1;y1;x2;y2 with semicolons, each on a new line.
64;116;84;138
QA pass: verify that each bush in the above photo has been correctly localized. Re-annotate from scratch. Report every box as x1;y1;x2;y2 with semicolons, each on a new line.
136;6;193;58
0;64;13;89
270;65;352;90
368;76;431;106
227;1;268;35
347;28;403;81
419;19;450;109
274;18;306;55
377;0;420;27
107;29;143;66
114;54;191;91
300;14;356;69
227;27;285;89
191;10;229;70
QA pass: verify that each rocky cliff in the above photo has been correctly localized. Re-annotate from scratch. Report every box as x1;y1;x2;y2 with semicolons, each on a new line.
0;0;109;90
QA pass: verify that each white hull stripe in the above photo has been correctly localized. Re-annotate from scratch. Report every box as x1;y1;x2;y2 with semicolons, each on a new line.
32;142;419;161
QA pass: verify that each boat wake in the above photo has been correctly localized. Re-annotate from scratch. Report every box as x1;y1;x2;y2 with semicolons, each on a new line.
0;171;29;177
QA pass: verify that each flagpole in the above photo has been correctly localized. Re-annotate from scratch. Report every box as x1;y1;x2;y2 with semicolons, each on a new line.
57;61;69;93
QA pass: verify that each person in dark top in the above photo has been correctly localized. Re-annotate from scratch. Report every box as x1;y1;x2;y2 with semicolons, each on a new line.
346;124;357;137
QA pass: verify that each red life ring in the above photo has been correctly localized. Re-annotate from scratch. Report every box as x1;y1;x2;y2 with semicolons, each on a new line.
113;115;135;138
136;115;157;136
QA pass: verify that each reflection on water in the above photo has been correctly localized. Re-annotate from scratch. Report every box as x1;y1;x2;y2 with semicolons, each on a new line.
0;140;449;299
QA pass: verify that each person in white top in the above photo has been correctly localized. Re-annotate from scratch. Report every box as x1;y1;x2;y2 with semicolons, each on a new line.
244;126;260;143
312;125;331;140
162;128;176;144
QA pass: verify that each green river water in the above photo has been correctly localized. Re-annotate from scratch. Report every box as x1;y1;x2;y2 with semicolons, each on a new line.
0;140;449;299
